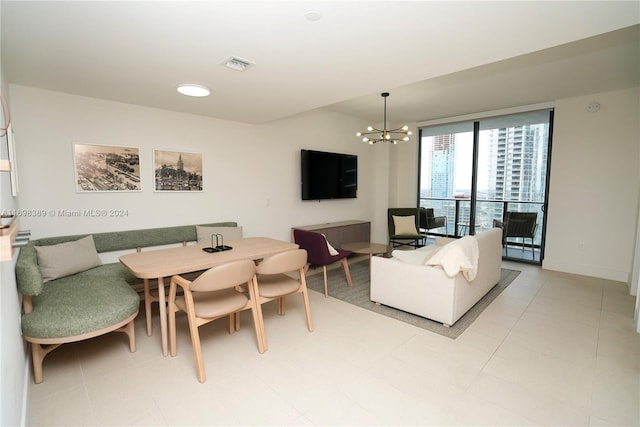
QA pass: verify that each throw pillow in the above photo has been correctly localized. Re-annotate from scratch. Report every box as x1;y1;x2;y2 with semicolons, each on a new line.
321;233;339;256
35;235;103;282
393;215;418;235
196;226;243;245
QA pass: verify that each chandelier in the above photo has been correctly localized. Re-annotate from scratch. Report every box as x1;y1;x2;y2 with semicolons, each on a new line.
356;92;412;144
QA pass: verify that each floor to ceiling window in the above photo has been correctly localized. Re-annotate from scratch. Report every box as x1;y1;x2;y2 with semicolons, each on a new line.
418;108;553;265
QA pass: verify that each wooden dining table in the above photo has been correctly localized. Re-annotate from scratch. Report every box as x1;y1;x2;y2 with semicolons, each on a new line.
120;237;298;356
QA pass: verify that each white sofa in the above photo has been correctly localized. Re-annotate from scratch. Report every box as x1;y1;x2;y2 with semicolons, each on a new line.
370;228;503;326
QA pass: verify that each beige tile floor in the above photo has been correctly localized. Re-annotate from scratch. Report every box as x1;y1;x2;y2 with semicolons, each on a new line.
28;260;640;426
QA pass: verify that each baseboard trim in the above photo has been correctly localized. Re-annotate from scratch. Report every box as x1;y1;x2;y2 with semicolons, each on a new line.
542;260;630;283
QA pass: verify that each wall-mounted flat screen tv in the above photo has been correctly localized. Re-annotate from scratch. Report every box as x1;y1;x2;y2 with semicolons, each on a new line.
301;149;357;200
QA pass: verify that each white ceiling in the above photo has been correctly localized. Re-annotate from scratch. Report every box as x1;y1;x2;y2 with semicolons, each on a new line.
2;1;639;125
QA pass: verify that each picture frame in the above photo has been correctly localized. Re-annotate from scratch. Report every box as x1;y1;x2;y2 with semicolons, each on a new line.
73;143;141;192
153;149;203;192
7;124;18;197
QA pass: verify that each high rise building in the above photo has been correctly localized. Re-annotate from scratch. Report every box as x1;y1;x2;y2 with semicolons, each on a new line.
489;124;548;203
429;134;456;198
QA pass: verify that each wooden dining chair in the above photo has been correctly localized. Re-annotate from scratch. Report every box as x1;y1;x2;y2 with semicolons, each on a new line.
253;249;313;350
167;259;265;383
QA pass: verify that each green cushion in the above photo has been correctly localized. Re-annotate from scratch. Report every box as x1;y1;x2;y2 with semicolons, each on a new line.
15;244;44;296
21;269;140;339
196;225;243;244
32;221;237;253
81;262;141;286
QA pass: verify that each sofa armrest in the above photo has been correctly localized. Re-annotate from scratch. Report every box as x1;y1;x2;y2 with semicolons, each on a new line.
16;243;45;297
370;255;458;325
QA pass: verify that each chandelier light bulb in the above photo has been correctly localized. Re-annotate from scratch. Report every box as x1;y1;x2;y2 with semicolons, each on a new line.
362;137;369;142
356;132;362;136
367;126;374;131
402;125;409;131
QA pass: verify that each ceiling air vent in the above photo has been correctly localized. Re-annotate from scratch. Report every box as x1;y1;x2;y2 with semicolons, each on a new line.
221;56;255;72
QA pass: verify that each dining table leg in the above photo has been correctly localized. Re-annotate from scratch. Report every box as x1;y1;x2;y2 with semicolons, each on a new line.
157;276;168;356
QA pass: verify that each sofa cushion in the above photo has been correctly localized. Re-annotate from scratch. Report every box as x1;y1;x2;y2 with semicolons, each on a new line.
81;262;142;286
392;245;440;265
196;225;243;244
35;235;102;282
393;215;418;235
30;222;238;253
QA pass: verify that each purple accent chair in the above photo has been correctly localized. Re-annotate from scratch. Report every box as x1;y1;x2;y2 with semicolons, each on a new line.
292;229;353;297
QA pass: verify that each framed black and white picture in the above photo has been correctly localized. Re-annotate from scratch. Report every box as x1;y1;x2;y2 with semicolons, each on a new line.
7;124;18;196
73;143;141;192
154;149;203;192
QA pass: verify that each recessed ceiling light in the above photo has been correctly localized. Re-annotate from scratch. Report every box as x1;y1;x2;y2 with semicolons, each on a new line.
305;10;322;21
176;84;210;97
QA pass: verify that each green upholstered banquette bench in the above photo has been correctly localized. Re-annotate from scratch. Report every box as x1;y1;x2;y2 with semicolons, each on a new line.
15;221;238;383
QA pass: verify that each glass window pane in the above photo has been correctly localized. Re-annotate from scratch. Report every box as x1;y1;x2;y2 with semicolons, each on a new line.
419;123;473;235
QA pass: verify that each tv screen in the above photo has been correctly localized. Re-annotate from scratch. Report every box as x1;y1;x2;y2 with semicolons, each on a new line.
301;149;357;200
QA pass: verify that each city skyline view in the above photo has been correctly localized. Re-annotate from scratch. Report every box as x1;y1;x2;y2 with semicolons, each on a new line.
418;110;551;248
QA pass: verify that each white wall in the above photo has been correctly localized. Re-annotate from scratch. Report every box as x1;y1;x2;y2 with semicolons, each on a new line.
9;85;390;242
1;77;30;426
544;88;640;283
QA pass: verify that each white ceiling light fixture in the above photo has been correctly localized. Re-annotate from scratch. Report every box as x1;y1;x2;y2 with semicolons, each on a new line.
221;56;255;72
176;84;210;97
356;92;412;145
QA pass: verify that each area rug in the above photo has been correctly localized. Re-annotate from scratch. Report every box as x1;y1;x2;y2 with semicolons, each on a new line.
304;261;520;339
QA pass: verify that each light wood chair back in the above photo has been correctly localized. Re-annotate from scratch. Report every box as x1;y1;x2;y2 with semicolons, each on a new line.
167;259;265;382
253;249;313;350
190;259;256;292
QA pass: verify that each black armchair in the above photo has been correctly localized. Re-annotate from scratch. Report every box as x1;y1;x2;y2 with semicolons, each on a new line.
419;208;447;238
493;212;537;258
387;208;426;249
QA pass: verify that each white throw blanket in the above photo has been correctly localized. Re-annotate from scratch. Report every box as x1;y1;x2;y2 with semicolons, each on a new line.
425;235;479;281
